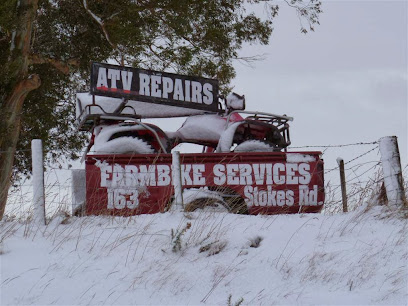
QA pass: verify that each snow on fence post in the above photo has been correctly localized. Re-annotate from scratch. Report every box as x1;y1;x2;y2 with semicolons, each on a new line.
32;139;46;225
71;169;86;216
379;136;407;208
172;151;184;208
337;157;348;212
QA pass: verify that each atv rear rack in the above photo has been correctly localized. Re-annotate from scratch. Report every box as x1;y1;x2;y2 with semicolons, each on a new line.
76;95;142;131
76;93;221;132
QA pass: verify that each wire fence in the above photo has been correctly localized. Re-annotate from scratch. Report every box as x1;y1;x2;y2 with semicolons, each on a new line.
4;139;407;218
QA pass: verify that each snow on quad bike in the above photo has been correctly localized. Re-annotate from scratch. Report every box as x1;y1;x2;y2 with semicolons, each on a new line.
87;93;292;155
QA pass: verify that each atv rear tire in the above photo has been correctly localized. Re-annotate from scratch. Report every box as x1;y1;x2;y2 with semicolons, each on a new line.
95;136;155;154
207;187;248;214
184;198;228;212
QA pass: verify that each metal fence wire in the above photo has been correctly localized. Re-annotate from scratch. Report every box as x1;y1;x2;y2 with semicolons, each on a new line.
4;139;406;217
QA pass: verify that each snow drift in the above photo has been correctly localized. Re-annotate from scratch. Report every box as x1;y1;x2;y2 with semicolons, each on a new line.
1;205;407;305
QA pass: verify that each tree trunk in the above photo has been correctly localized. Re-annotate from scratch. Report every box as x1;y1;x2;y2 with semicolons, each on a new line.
0;0;39;219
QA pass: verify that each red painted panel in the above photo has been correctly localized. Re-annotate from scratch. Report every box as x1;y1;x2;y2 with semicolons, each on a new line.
85;152;324;216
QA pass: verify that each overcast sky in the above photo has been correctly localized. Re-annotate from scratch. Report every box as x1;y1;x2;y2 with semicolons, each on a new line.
228;0;407;182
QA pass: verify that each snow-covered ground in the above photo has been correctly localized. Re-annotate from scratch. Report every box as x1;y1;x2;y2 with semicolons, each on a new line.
1;205;407;305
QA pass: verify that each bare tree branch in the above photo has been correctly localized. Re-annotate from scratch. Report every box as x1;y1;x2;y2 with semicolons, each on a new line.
106;11;122;21
281;0;322;33
82;0;117;49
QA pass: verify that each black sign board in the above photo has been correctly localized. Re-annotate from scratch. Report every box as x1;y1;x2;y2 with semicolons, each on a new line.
90;62;219;112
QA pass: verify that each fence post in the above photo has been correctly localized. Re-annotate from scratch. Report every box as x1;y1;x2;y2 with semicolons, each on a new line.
71;169;86;216
379;136;407;208
32;139;46;225
337;158;348;212
172;151;184;209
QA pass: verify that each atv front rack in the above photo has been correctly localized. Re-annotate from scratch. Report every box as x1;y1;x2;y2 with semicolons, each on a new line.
225;110;293;150
225;110;293;125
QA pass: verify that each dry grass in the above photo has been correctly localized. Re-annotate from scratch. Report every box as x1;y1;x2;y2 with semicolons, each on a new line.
1;164;407;304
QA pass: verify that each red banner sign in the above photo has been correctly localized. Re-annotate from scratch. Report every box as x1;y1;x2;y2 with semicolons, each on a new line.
85;152;324;216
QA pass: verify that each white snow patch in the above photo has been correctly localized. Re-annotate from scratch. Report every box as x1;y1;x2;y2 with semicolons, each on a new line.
182;187;224;204
216;121;242;152
175;114;226;142
71;169;86;214
379;136;405;206
91;125;154;154
76;93;210;119
1;206;406;305
226;93;245;110
93;137;154;154
234;140;274;152
287;153;317;163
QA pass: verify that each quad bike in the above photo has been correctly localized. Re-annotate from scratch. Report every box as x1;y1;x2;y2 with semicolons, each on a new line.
78;93;293;157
